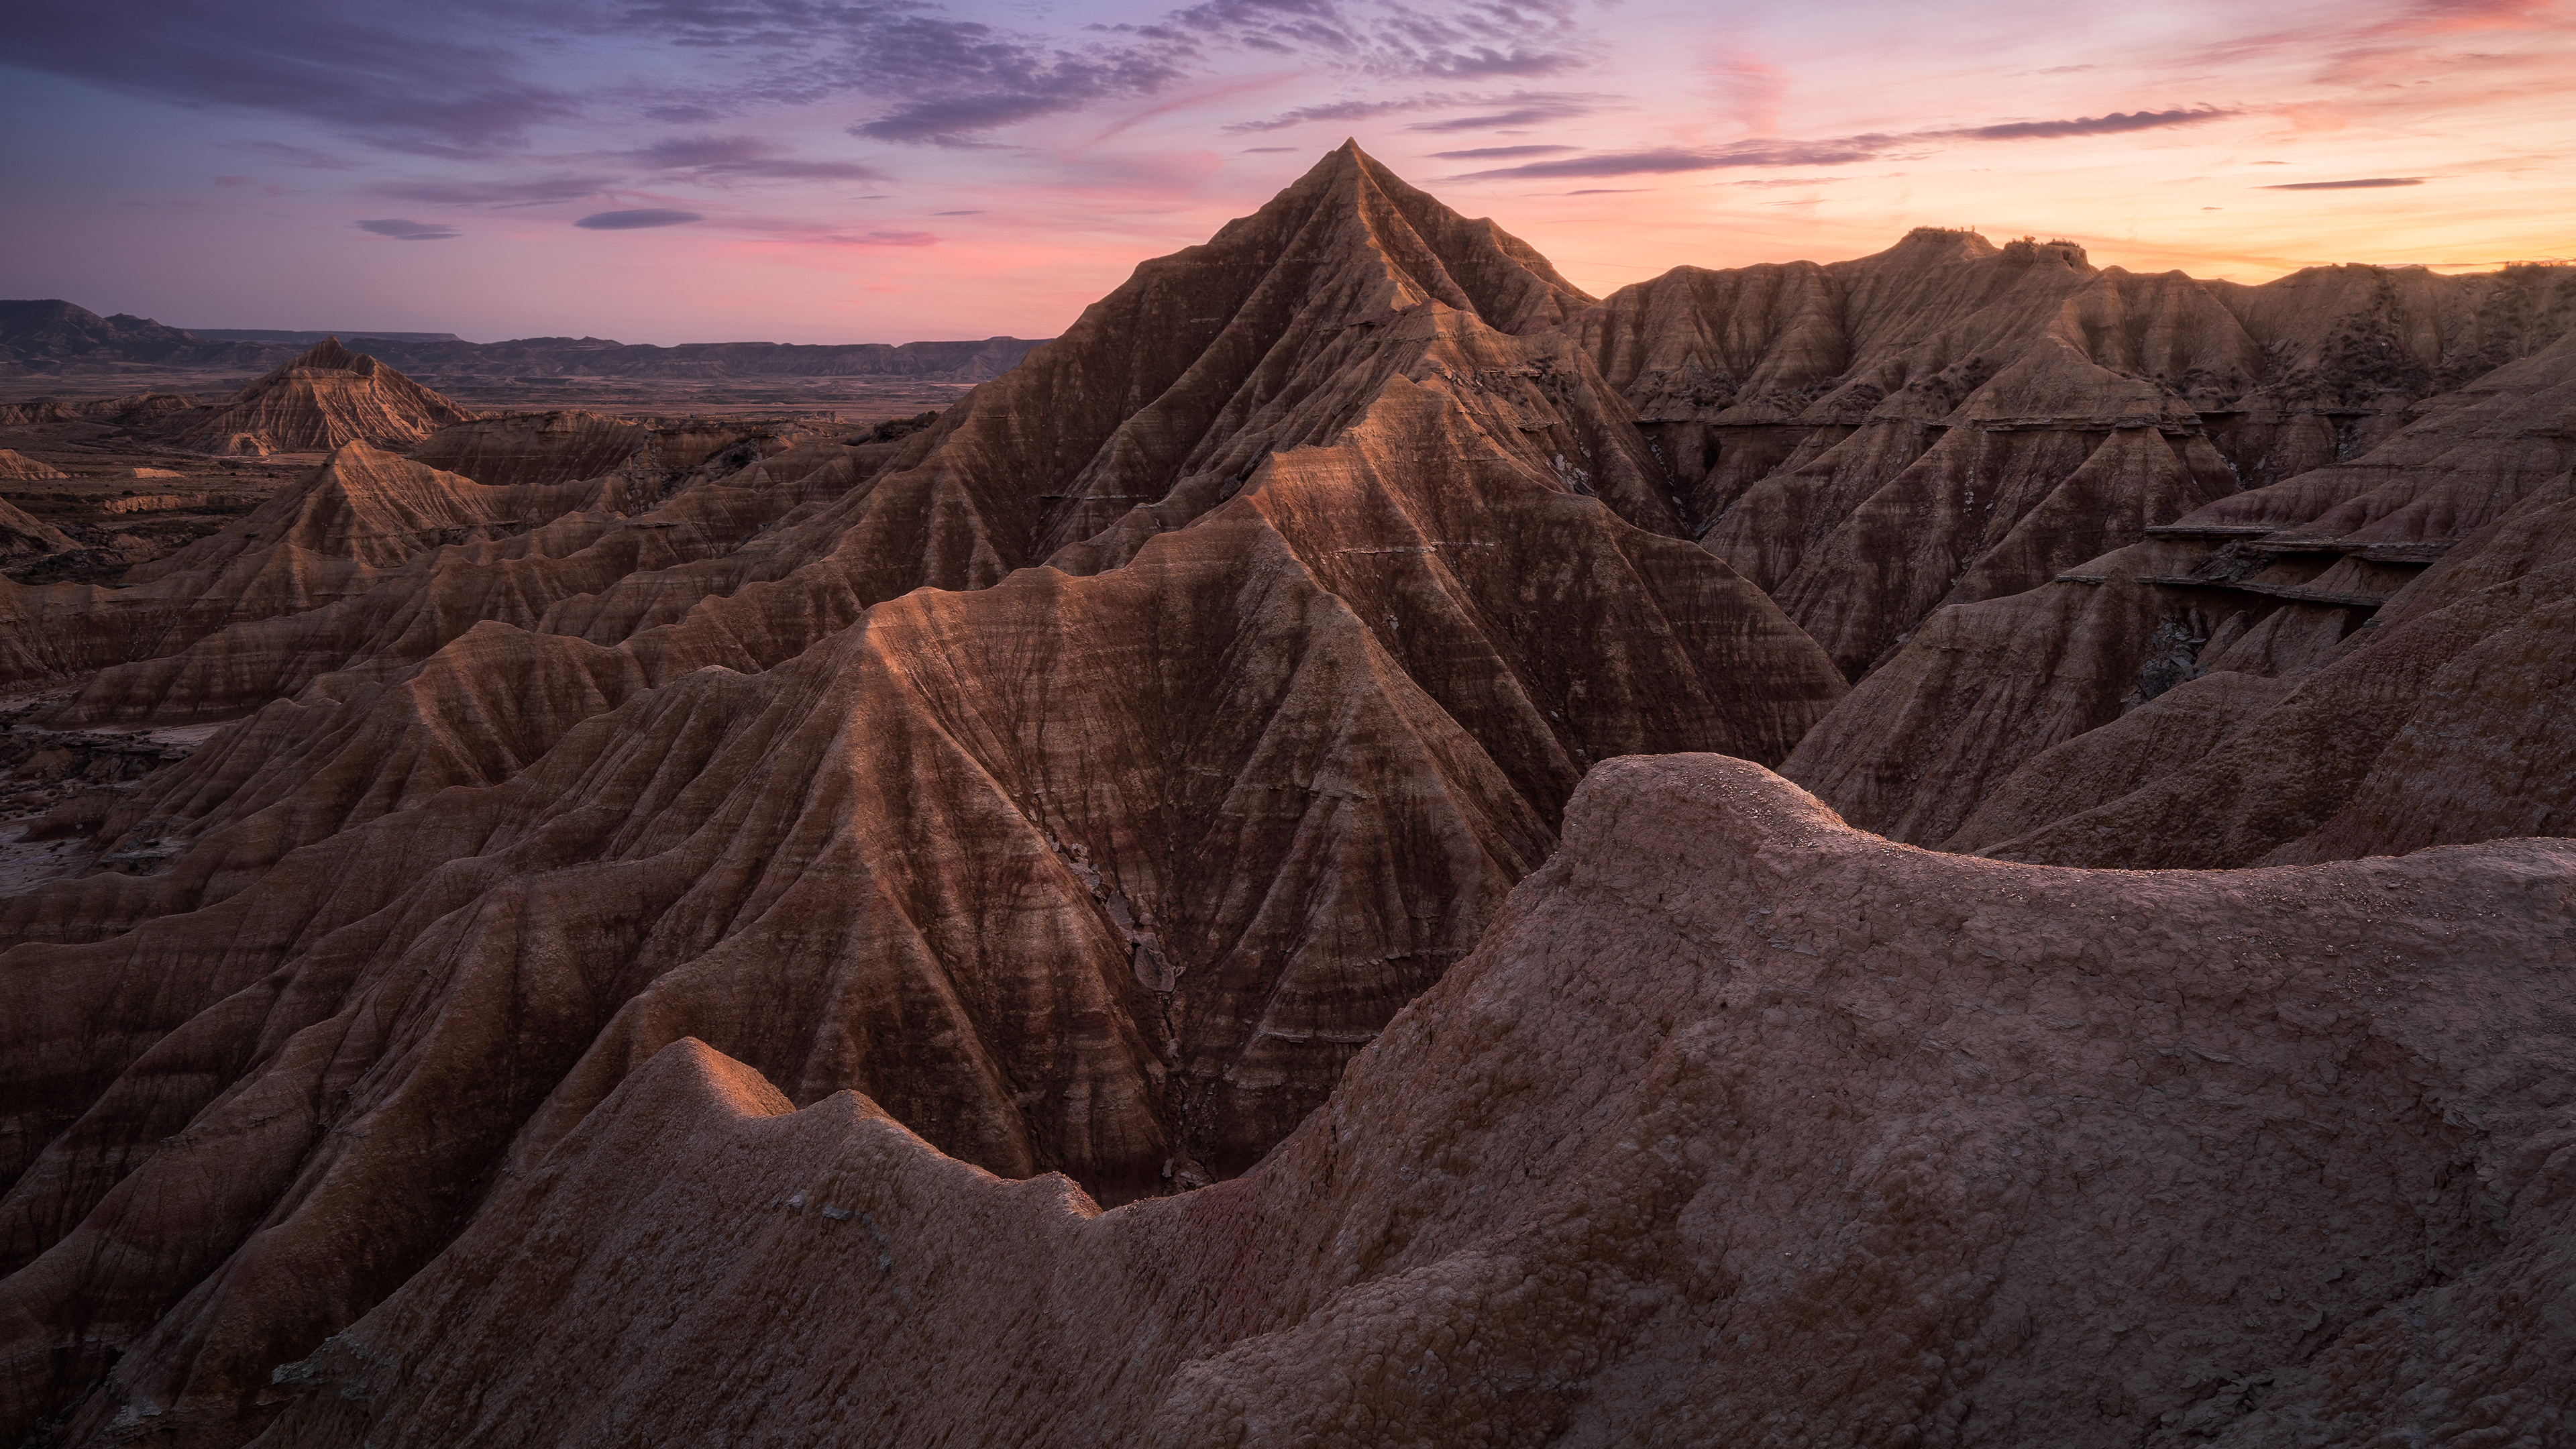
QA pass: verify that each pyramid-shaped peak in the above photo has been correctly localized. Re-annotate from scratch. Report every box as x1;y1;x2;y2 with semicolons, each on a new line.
1232;140;1594;333
185;339;471;451
290;336;364;371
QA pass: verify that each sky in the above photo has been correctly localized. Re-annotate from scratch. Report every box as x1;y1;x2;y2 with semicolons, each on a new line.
2;0;2570;345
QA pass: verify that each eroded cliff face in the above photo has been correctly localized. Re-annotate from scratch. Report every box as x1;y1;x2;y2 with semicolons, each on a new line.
3;145;2573;1449
1781;324;2576;859
251;758;2576;1449
1584;237;2575;675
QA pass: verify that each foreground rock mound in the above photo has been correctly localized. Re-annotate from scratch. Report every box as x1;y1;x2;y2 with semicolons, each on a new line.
250;757;2576;1448
174;338;474;451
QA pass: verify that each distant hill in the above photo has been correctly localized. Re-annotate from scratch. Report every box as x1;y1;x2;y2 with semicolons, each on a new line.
0;299;280;372
0;300;1051;382
192;329;467;345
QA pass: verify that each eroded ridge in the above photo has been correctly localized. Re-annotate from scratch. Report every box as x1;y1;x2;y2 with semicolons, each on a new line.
252;757;2576;1448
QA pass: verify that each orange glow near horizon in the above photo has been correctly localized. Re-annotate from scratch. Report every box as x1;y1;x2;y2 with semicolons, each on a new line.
2;0;2571;343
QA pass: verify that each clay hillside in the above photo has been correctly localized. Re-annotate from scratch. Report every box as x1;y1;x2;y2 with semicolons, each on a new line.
3;144;2571;1449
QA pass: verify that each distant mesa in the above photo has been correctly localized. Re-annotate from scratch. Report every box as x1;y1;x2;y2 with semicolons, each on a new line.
574;209;703;230
1;299;1051;381
193;328;466;345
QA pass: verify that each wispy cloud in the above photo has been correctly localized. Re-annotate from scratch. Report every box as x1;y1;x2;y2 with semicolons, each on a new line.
2261;176;2428;189
1226;97;1444;133
5;0;578;154
356;217;460;240
1430;144;1574;160
378;175;618;205
1405;93;1609;131
1449;107;2238;180
1226;88;1611;134
631;134;886;181
1945;107;2235;140
574;209;703;230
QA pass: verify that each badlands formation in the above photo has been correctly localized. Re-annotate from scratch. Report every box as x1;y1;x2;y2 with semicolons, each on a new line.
2;144;2571;1447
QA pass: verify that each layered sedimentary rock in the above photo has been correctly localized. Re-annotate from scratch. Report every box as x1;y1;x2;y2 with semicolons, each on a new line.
250;757;2576;1448
406;410;651;488
0;497;75;559
174;339;475;451
0;144;1844;1447
1577;236;2576;681
0;439;688;697
1784;325;2576;859
0;448;69;480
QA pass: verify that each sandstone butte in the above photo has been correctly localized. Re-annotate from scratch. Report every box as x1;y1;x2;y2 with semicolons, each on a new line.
0;143;2569;1448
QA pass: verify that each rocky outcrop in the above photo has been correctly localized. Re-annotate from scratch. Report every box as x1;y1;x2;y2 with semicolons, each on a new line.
406;410;649;488
1783;325;2576;857
0;498;74;559
0;448;68;480
1577;237;2576;682
173;339;474;451
0;440;692;698
246;757;2576;1448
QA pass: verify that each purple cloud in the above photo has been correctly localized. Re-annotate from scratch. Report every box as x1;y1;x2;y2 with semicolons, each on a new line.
1450;106;2236;180
4;0;577;154
633;134;887;181
1226;97;1441;133
574;209;703;230
1404;95;1607;132
1430;144;1575;160
2261;176;2426;189
356;217;460;240
1230;89;1609;136
378;175;617;205
1946;107;2235;140
1452;142;1882;180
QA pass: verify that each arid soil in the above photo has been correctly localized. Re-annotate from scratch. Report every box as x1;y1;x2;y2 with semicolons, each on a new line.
2;144;2571;1449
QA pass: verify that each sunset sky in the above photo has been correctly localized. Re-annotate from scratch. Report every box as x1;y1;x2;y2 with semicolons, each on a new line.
3;0;2570;345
